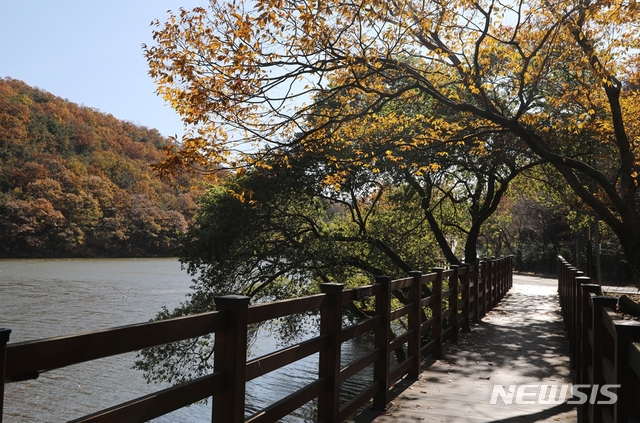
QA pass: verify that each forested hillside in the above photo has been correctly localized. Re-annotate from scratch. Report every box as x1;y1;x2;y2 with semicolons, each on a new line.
0;77;204;257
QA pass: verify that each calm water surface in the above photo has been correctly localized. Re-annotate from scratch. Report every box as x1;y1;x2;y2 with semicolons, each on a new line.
0;258;372;422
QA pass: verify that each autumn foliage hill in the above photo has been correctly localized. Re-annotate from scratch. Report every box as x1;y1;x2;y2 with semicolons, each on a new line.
0;77;204;257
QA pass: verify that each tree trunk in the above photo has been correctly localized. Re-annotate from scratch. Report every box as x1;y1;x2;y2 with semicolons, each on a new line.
464;224;480;264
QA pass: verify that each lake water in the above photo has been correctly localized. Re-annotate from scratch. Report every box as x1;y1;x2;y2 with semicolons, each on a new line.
0;258;373;422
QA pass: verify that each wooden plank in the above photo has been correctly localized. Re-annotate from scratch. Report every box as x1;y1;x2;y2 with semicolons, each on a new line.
389;330;413;352
408;271;423;378
373;275;392;408
340;348;382;383
245;378;327;423
245;335;328;381
391;277;414;290
420;273;438;283
341;285;377;303
421;317;436;332
629;342;640;379
431;270;443;358
0;328;11;423
421;339;436;356
247;294;326;324
318;283;343;423
341;315;381;343
389;356;414;382
212;295;249;423
389;303;414;321
458;316;467;328
602;357;615;385
6;311;228;380
68;371;225;423
442;326;454;342
441;269;454;278
421;296;432;308
338;381;381;422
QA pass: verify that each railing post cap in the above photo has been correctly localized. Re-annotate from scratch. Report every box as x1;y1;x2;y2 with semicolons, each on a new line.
0;328;11;343
581;284;601;294
592;295;619;307
408;270;423;276
214;295;251;307
320;283;344;292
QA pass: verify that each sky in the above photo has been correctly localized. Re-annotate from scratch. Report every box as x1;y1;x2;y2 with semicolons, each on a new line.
1;0;207;139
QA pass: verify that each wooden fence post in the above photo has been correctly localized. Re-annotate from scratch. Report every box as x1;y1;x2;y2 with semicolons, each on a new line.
488;259;494;312
612;320;640;423
472;263;481;323
432;268;444;358
318;283;344;423
372;276;392;410
480;261;489;317
490;258;497;308
495;258;502;304
569;272;589;369
460;264;471;332
567;268;584;354
0;328;11;423
508;255;513;290
590;296;618;423
573;276;590;375
577;284;600;423
557;256;565;296
408;271;423;379
578;283;600;386
212;295;250;423
448;265;460;344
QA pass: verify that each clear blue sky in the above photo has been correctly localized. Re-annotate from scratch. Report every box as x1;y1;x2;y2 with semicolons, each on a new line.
1;1;205;139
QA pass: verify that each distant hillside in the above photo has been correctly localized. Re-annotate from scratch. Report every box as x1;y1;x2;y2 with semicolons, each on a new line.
0;77;204;257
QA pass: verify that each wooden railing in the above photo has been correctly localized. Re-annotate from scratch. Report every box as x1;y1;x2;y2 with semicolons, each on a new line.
558;256;640;423
1;257;513;423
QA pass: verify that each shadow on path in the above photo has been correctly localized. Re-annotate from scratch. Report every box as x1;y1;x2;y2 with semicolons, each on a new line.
352;277;576;423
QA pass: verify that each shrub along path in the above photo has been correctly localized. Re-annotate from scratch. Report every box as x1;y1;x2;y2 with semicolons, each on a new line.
353;274;577;423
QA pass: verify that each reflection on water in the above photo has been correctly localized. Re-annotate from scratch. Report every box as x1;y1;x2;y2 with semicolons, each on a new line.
0;258;372;422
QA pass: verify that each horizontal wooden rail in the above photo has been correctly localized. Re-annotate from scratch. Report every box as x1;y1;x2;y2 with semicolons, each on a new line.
341;284;381;303
389;303;414;321
338;382;381;422
245;378;328;423
247;294;326;324
68;371;226;423
245;336;328;381
341;315;382;343
5;311;228;381
340;349;382;384
1;257;513;423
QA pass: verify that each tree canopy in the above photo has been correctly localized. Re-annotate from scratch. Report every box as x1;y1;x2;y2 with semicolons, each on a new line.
145;0;640;282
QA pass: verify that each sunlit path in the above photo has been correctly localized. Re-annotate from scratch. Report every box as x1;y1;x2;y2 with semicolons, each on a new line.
354;274;577;423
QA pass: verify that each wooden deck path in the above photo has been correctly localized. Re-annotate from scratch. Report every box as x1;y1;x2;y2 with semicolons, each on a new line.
353;274;577;423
